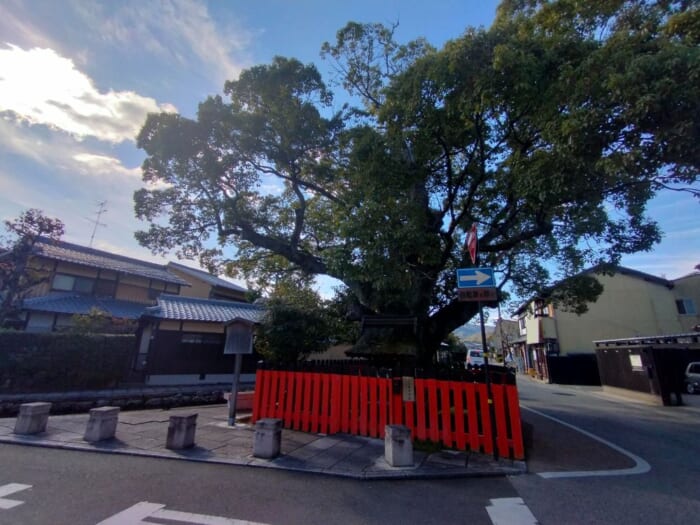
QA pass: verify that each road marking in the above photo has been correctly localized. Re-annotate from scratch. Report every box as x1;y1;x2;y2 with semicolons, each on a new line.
96;501;269;525
0;483;32;510
486;497;538;525
522;406;651;479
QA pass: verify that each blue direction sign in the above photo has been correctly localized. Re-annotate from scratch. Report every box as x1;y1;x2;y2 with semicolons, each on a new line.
456;267;495;288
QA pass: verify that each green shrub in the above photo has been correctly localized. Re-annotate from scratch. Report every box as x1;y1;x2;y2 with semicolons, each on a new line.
0;332;136;392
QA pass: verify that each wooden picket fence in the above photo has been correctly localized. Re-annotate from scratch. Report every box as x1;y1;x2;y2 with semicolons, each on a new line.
252;369;524;460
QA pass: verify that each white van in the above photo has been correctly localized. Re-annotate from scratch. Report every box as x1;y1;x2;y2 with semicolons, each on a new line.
685;362;700;394
465;349;485;368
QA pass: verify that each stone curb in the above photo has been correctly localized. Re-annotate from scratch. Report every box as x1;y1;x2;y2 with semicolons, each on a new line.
0;433;526;481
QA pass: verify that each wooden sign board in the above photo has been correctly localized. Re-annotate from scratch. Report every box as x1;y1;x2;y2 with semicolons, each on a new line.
458;287;498;303
402;376;416;402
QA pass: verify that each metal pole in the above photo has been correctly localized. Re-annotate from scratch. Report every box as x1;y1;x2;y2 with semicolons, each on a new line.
228;353;243;426
479;301;498;460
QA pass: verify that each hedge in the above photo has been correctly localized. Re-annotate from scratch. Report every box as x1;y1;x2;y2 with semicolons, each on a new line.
0;332;137;393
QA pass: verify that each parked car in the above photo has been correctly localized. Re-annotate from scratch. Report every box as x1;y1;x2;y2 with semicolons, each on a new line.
685;362;700;394
465;349;485;368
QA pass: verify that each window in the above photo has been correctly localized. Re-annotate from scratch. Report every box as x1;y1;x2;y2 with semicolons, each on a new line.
519;317;526;332
676;299;697;315
534;300;549;317
52;273;95;294
94;279;117;298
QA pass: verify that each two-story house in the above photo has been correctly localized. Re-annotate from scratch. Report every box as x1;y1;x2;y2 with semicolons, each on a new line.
12;238;265;387
511;266;699;382
20;238;189;332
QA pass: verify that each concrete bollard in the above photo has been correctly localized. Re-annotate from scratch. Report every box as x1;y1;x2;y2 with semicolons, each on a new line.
166;413;198;450
384;424;413;467
14;402;52;435
84;406;120;442
253;418;282;459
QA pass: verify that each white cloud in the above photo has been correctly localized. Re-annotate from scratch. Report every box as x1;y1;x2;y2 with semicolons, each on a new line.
82;0;250;85
0;44;176;143
72;153;140;179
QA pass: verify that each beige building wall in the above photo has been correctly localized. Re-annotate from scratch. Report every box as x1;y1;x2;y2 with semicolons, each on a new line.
554;273;682;354
672;273;700;332
170;267;212;299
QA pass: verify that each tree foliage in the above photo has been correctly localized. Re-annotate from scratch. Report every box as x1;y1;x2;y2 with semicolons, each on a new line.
134;1;699;362
254;278;332;364
0;209;65;328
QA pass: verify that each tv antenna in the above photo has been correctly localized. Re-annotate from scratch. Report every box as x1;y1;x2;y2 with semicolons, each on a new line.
86;200;108;247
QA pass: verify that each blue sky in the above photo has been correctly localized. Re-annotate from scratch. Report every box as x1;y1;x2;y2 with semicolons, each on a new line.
0;0;697;309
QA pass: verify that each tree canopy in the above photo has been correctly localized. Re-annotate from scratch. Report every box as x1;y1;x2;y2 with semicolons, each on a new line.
0;209;65;328
134;0;699;362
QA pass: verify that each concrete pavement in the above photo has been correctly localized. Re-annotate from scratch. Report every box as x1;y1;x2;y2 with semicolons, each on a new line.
0;403;526;480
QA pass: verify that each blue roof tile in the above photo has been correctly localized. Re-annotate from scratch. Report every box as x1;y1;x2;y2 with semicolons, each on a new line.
23;293;147;319
144;294;265;324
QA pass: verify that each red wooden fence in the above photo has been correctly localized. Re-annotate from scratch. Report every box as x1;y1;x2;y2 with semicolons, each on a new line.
252;369;524;460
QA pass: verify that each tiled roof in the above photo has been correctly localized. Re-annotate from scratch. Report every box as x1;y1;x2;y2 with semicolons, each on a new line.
167;262;248;293
23;293;147;319
32;238;189;286
144;294;265;324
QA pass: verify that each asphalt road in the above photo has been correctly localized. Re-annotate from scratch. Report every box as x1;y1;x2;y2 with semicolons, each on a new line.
512;379;700;525
0;444;518;525
2;379;699;525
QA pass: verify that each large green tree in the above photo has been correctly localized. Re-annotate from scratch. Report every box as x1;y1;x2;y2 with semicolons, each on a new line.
134;1;699;362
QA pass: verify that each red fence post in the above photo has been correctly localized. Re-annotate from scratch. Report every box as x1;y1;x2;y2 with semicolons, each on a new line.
310;373;321;433
378;378;389;437
293;372;304;430
415;379;427;441
350;375;360;435
452;381;467;450
506;385;525;460
440;381;453;447
283;371;295;427
477;383;493;455
252;369;264;422
466;383;479;452
330;374;342;434
342;375;351;433
368;378;378;437
426;379;439;442
492;384;509;458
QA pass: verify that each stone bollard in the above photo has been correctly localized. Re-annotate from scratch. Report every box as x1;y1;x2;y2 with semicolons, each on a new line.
84;406;120;442
14;402;51;435
253;418;282;459
166;413;198;450
384;424;413;467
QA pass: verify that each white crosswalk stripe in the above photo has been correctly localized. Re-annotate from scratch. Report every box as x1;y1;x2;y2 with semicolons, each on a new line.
0;483;32;510
96;501;269;525
486;497;539;525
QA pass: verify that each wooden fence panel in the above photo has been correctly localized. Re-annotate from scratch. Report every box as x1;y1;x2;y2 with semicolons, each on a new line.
252;370;525;459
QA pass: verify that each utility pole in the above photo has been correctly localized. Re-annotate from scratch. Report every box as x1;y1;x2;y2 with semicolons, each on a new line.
87;201;108;247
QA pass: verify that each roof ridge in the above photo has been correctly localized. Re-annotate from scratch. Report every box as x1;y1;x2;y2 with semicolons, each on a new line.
158;293;259;308
36;237;169;271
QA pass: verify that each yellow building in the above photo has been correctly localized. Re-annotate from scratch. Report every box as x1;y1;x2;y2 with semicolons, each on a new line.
512;266;699;382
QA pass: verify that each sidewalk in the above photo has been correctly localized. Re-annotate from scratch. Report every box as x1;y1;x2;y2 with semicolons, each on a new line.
0;404;526;480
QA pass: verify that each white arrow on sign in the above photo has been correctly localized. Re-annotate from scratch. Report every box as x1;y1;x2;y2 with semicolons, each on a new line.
459;270;492;286
0;483;32;510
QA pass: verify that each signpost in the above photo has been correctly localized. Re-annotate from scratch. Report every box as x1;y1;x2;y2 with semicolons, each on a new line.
224;320;254;426
457;223;499;459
